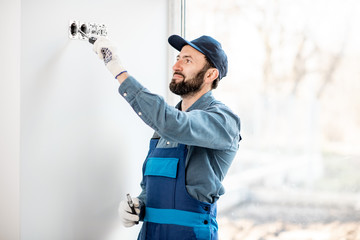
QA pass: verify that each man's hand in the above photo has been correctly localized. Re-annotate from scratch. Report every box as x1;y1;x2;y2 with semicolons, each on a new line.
118;197;141;227
93;37;126;79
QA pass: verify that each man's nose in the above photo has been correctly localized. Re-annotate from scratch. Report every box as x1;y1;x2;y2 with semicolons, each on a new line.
172;60;182;72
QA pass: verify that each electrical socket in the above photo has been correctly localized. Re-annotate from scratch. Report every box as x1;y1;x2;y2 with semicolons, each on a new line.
68;20;107;40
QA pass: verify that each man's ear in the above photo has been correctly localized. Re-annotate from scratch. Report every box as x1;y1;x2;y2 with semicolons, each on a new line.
205;68;219;83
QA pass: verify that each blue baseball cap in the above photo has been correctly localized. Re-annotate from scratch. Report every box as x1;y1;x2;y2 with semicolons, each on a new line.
168;35;228;80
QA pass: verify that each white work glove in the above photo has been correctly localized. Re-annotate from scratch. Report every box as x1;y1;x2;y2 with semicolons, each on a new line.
93;37;126;78
118;197;141;227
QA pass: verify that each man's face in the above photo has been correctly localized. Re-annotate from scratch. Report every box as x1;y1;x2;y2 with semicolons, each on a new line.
169;45;210;96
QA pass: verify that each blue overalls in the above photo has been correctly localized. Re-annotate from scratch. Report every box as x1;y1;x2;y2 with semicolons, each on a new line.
138;137;218;240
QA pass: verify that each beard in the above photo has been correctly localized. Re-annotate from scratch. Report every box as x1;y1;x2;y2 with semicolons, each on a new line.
169;66;208;96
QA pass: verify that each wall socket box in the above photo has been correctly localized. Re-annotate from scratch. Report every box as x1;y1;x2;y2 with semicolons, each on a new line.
68;20;107;40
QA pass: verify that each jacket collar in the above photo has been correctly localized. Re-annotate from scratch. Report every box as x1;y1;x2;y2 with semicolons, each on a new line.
175;91;215;112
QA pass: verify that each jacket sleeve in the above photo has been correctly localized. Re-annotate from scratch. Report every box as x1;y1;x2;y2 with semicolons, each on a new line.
119;76;241;151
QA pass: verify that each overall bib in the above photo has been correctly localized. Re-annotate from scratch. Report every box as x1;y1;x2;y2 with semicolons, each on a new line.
138;137;218;240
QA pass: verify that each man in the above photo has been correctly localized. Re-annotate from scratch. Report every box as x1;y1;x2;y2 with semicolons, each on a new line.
93;35;241;239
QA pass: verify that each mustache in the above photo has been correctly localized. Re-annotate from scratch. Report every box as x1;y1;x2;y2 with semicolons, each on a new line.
173;71;185;78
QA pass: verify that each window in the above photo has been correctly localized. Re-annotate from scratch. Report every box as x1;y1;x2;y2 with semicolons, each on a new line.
187;0;360;238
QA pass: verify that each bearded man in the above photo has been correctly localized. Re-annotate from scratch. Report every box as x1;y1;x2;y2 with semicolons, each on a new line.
93;35;242;240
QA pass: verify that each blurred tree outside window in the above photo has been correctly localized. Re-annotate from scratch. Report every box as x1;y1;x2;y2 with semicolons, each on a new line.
186;0;360;239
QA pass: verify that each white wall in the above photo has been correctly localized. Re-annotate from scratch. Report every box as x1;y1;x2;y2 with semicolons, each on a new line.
4;0;169;239
0;1;21;240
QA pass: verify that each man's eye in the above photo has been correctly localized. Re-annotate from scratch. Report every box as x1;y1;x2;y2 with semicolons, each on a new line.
186;59;191;63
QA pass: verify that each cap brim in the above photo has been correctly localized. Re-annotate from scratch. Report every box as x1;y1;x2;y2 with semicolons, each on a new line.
168;35;188;51
168;35;205;55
